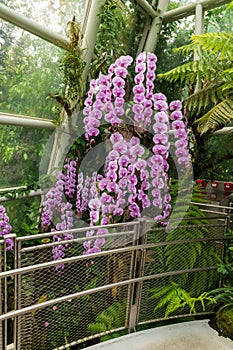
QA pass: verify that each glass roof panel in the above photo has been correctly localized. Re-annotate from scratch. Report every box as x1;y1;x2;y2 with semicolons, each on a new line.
0;20;63;119
0;124;53;188
0;0;87;36
204;3;233;32
156;15;195;100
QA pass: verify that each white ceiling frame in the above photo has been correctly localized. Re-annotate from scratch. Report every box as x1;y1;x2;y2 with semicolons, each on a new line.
0;3;69;50
163;0;231;23
1;1;231;50
0;112;55;130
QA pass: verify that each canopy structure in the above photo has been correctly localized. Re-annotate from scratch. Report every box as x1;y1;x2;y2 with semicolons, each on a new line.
0;0;232;194
0;0;231;122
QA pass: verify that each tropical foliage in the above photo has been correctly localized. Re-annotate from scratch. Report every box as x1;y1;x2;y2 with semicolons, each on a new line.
1;2;233;348
208;228;233;339
158;4;233;179
148;196;220;319
150;282;216;318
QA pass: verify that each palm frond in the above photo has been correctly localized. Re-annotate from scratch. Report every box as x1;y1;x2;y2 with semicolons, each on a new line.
194;99;233;135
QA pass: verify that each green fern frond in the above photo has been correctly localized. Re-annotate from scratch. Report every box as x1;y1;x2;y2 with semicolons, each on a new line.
150;285;173;300
88;322;107;334
165;294;185;318
191;32;233;60
165;242;202;275
158;59;204;84
152;284;178;313
172;205;192;214
221;81;233;92
187;247;219;294
173;42;197;56
194;99;233;135
188;271;202;296
165;249;190;270
223;67;233;75
226;0;233;10
151;282;215;318
185;83;227;116
96;313;114;326
88;300;125;334
186;209;207;219
159;56;219;85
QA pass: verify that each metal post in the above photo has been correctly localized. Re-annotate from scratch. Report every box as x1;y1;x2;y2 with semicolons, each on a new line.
3;234;16;350
127;219;147;332
16;240;22;350
0;241;2;350
3;238;8;350
13;235;18;350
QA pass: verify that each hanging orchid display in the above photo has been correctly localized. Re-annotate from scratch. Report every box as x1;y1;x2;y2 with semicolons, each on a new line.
0;205;14;251
41;52;191;263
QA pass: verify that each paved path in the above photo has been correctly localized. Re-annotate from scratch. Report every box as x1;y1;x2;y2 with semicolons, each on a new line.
85;320;233;350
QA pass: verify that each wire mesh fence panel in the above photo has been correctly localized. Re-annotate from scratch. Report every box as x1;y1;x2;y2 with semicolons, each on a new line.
16;222;139;349
17;285;129;350
138;217;227;325
0;216;232;349
18;222;139;264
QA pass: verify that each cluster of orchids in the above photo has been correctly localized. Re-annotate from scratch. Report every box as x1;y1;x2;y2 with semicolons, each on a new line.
41;52;190;263
0;205;14;251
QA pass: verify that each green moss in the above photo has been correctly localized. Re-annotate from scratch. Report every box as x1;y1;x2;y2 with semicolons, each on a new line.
216;306;233;340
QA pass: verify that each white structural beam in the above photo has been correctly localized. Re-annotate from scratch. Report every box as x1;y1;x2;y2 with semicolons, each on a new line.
0;112;56;130
46;0;107;175
214;127;233;135
134;0;157;17
81;0;106;79
143;0;170;53
0;188;44;202
0;1;231;49
193;1;204;90
195;1;204;35
0;3;69;50
163;0;231;23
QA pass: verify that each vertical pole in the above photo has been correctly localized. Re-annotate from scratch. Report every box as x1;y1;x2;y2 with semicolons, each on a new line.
13;235;17;350
194;0;204;62
46;0;106;175
195;1;204;36
137;16;152;56
3;234;16;350
81;0;106;80
125;221;139;330
194;1;204;91
16;240;22;350
127;219;147;332
3;237;8;350
0;241;2;350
